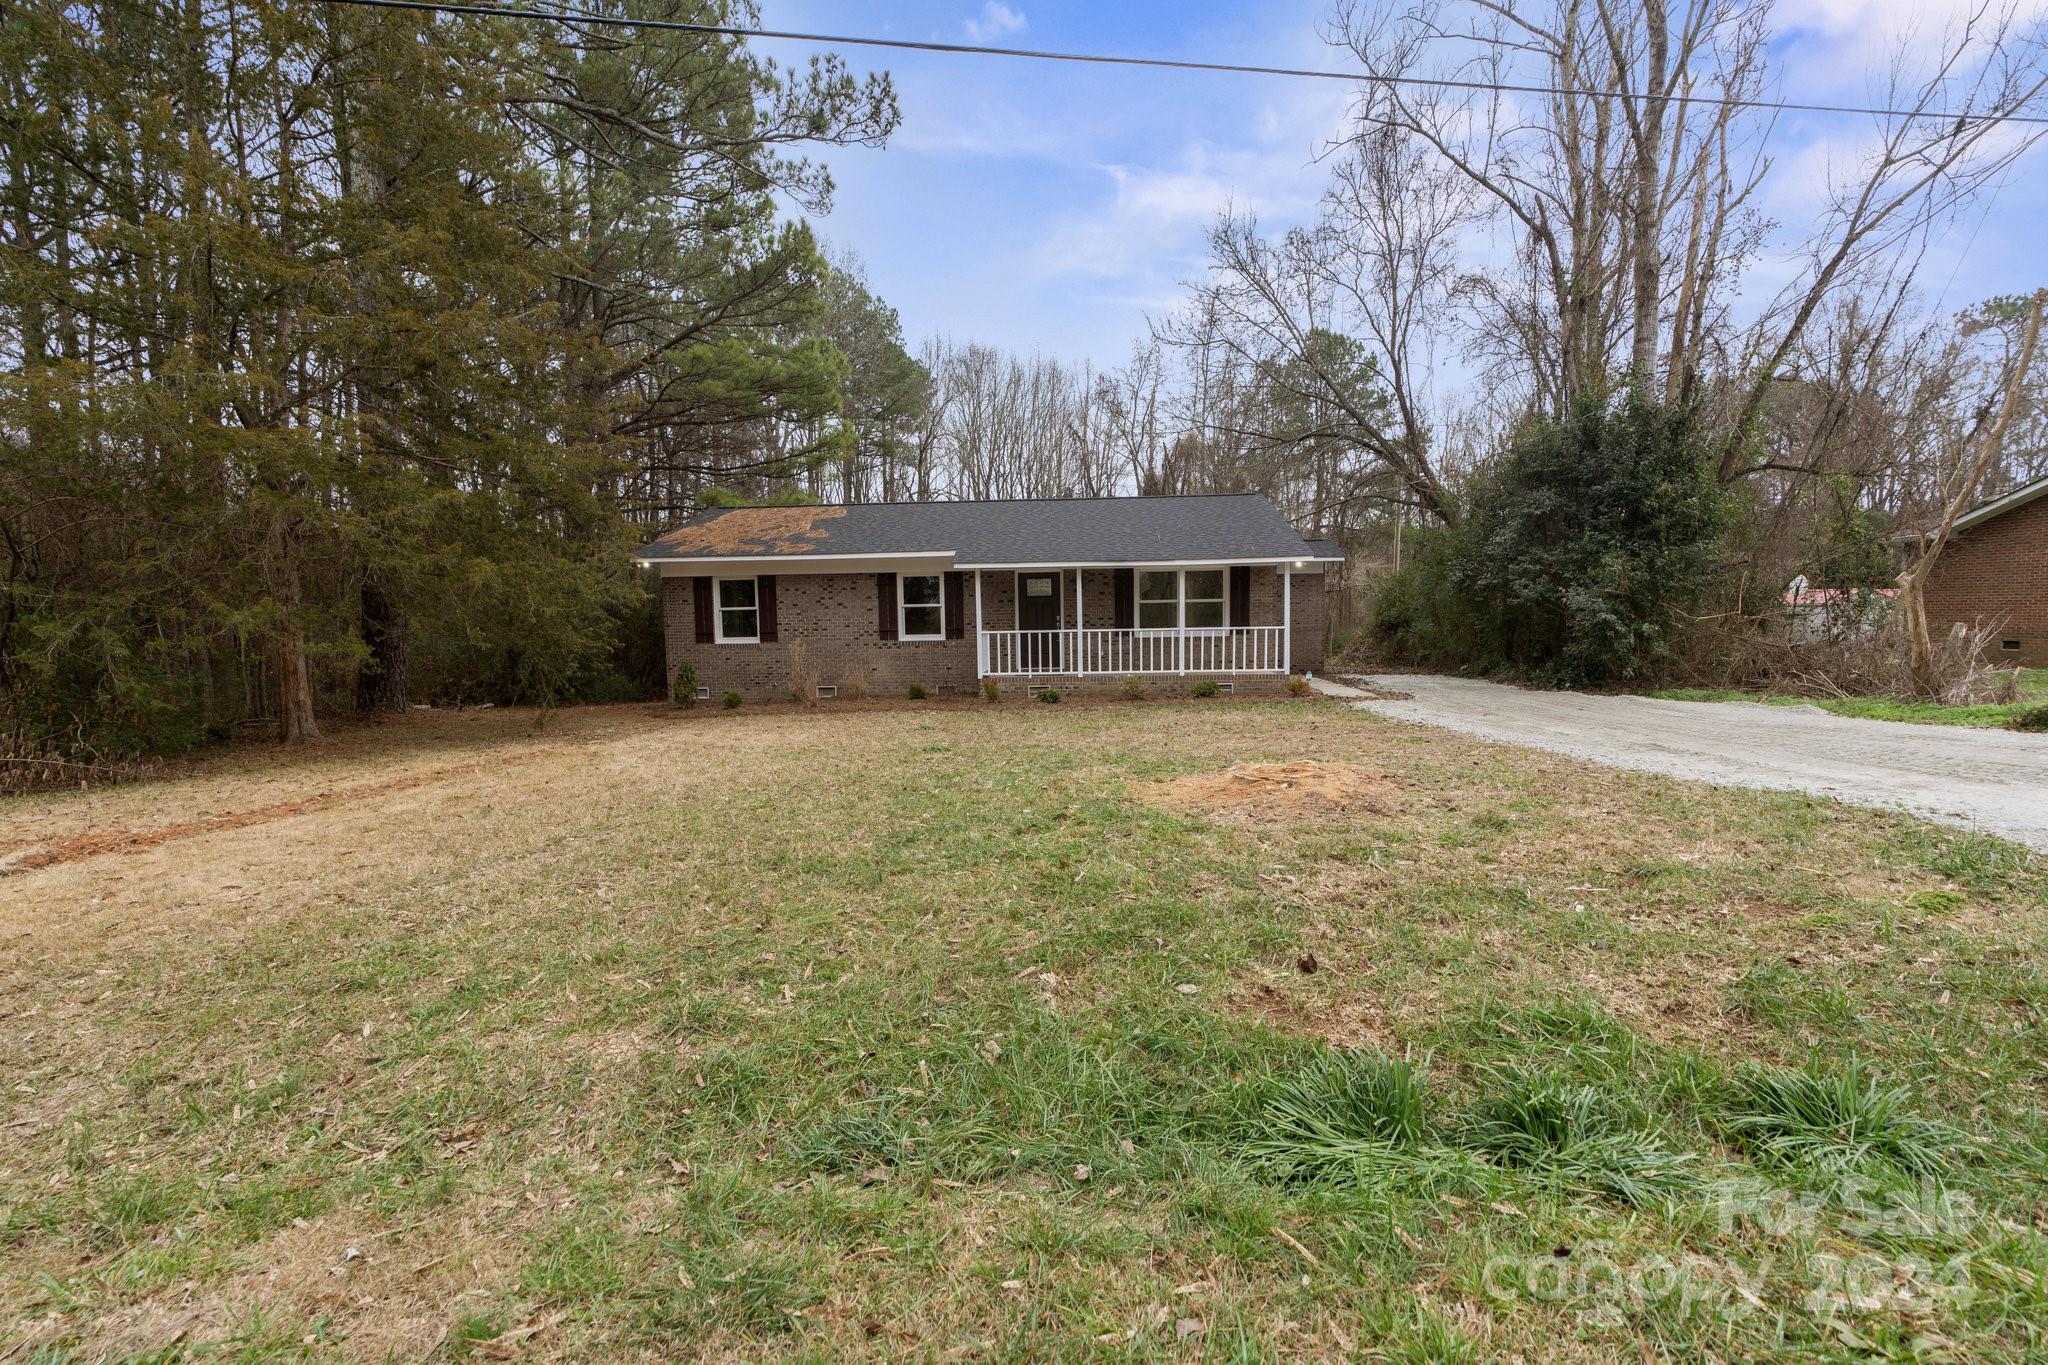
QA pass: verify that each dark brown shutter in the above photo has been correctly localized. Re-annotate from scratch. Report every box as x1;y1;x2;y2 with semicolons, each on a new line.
757;575;778;643
943;571;965;640
693;576;714;644
1229;566;1251;626
875;572;898;640
1113;567;1134;629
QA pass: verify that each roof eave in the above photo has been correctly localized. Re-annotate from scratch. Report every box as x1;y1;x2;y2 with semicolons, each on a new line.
1953;476;2048;533
630;549;953;568
949;555;1341;570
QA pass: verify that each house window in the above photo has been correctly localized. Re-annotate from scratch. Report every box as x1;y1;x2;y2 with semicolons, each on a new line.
1183;569;1226;630
900;574;944;640
715;577;759;643
1138;570;1179;630
1137;569;1229;631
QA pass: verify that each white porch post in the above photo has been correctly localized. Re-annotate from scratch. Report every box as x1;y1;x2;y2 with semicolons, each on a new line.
1282;569;1293;674
1075;570;1084;674
974;570;985;677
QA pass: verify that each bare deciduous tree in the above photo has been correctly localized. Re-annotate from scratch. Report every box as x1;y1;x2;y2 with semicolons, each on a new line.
1894;287;2044;696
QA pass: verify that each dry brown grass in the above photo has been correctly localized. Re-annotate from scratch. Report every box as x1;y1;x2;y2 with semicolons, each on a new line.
2;699;2041;1361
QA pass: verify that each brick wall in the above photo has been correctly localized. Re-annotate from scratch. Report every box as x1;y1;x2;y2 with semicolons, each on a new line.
661;567;1332;702
662;573;977;703
1291;569;1328;672
1921;493;2048;668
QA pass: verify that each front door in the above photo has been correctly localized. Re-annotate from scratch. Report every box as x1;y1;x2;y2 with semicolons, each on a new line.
1017;572;1063;671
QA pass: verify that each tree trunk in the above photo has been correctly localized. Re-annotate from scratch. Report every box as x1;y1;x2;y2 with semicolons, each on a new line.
1626;0;1670;389
1895;289;2045;697
268;515;320;743
356;580;409;713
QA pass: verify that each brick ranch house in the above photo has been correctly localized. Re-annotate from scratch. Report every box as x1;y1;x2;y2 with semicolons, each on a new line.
1920;473;2048;668
632;494;1342;702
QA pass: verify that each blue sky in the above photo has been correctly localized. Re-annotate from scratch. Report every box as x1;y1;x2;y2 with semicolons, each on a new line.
765;0;2048;372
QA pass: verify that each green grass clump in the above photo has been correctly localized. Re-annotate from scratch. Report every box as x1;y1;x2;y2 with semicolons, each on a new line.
905;683;928;700
1721;1059;1959;1178
1459;1068;1695;1206
1239;1051;1485;1194
1258;1049;1429;1147
2007;703;2048;732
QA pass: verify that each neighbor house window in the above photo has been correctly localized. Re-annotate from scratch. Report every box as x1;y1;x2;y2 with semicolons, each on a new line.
715;577;759;643
1137;569;1229;631
900;574;944;639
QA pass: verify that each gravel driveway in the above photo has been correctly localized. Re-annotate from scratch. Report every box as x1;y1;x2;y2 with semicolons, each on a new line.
1337;673;2048;850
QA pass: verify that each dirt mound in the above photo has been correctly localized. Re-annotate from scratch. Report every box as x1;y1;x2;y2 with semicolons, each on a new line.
1138;760;1402;820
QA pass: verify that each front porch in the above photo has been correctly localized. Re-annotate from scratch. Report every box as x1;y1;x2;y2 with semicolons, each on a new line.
969;563;1301;679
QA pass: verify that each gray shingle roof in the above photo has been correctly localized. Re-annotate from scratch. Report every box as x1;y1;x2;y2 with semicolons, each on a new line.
632;494;1336;566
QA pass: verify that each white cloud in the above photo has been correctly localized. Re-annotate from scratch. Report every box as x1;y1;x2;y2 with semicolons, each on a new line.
1029;141;1332;283
963;2;1026;42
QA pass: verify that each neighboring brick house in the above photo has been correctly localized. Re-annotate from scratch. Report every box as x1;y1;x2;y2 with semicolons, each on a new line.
1920;475;2048;668
632;495;1340;702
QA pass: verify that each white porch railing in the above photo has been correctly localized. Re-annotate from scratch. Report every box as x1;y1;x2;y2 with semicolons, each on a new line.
979;626;1286;677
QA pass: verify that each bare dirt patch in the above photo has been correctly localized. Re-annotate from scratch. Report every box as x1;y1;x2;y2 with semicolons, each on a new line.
1228;976;1399;1049
644;504;846;555
1137;761;1403;821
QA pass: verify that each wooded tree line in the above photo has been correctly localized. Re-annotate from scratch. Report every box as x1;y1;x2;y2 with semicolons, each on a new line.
3;0;896;751
6;0;2046;758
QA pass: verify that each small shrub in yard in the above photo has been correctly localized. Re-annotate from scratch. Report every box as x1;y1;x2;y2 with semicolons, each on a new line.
981;677;1000;703
671;662;697;707
1037;688;1062;704
905;683;928;701
1118;674;1145;700
842;667;869;701
1190;679;1220;698
2008;703;2048;732
1285;673;1310;697
721;691;742;710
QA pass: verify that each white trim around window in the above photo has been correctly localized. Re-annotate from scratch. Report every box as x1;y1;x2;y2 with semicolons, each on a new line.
898;572;945;641
1136;567;1230;633
713;575;760;644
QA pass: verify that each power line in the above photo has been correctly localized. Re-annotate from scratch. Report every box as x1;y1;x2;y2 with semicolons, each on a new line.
318;0;2048;128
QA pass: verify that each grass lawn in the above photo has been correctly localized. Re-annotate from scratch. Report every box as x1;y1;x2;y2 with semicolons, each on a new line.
4;699;2046;1360
1649;668;2048;729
